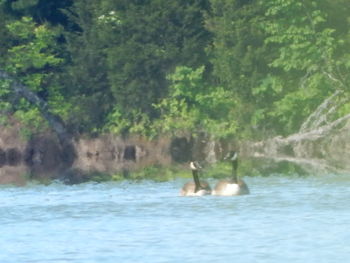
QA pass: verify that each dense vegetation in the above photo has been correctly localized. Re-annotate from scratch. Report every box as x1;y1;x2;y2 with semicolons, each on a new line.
1;0;350;141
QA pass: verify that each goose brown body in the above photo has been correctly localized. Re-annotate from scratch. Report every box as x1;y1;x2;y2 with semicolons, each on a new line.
212;178;249;196
180;161;211;196
212;151;249;196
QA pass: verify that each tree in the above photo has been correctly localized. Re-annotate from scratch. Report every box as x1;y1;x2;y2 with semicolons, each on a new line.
0;16;65;134
62;0;212;135
0;16;76;166
206;0;273;138
2;0;73;26
207;0;350;138
91;0;212;134
152;66;238;138
60;0;113;133
261;0;350;134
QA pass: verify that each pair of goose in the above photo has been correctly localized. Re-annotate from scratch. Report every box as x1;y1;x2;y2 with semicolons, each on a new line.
180;151;249;196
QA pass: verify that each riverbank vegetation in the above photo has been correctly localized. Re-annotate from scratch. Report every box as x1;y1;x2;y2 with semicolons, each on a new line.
67;159;307;184
1;0;350;142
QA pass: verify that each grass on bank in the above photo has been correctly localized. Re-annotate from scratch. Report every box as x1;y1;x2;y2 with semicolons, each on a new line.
88;158;306;184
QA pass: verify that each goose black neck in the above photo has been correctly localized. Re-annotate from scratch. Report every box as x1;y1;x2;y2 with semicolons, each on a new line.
192;170;201;192
231;159;238;183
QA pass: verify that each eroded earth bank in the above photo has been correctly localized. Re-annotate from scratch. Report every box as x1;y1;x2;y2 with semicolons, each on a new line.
0;122;227;185
2;119;350;185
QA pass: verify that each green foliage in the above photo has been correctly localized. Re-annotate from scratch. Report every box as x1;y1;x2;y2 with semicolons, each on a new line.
6;17;63;75
125;165;182;182
60;1;113;133
91;165;189;183
153;66;238;138
1;16;64;133
62;0;211;134
207;0;350;136
104;0;211;127
259;0;350;133
337;101;350;118
1;0;350;143
10;0;39;11
264;1;336;72
207;0;273;137
0;79;11;113
104;106;154;136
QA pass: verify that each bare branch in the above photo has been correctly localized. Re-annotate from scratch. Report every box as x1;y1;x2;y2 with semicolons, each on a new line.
0;69;72;145
299;89;346;132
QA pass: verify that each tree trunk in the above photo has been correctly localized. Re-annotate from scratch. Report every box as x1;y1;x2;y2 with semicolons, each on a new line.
0;69;76;166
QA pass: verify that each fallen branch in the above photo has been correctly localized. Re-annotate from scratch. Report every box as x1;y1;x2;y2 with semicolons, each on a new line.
248;112;350;163
285;113;350;143
299;90;344;132
0;69;72;146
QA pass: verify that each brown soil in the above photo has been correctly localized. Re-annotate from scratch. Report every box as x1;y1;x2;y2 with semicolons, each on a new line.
0;121;28;185
0;122;226;184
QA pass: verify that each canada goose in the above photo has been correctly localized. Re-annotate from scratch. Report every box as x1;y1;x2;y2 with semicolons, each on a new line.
180;161;211;196
212;151;249;196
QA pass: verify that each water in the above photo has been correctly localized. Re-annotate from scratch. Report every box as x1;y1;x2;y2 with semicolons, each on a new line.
1;174;350;263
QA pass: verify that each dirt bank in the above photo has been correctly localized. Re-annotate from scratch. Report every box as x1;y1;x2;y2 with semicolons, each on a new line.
0;121;28;185
3;118;350;185
0;122;227;184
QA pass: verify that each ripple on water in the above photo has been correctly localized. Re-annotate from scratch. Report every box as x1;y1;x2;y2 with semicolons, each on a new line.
1;175;350;262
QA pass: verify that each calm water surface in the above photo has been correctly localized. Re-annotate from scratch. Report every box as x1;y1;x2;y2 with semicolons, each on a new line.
1;174;350;263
